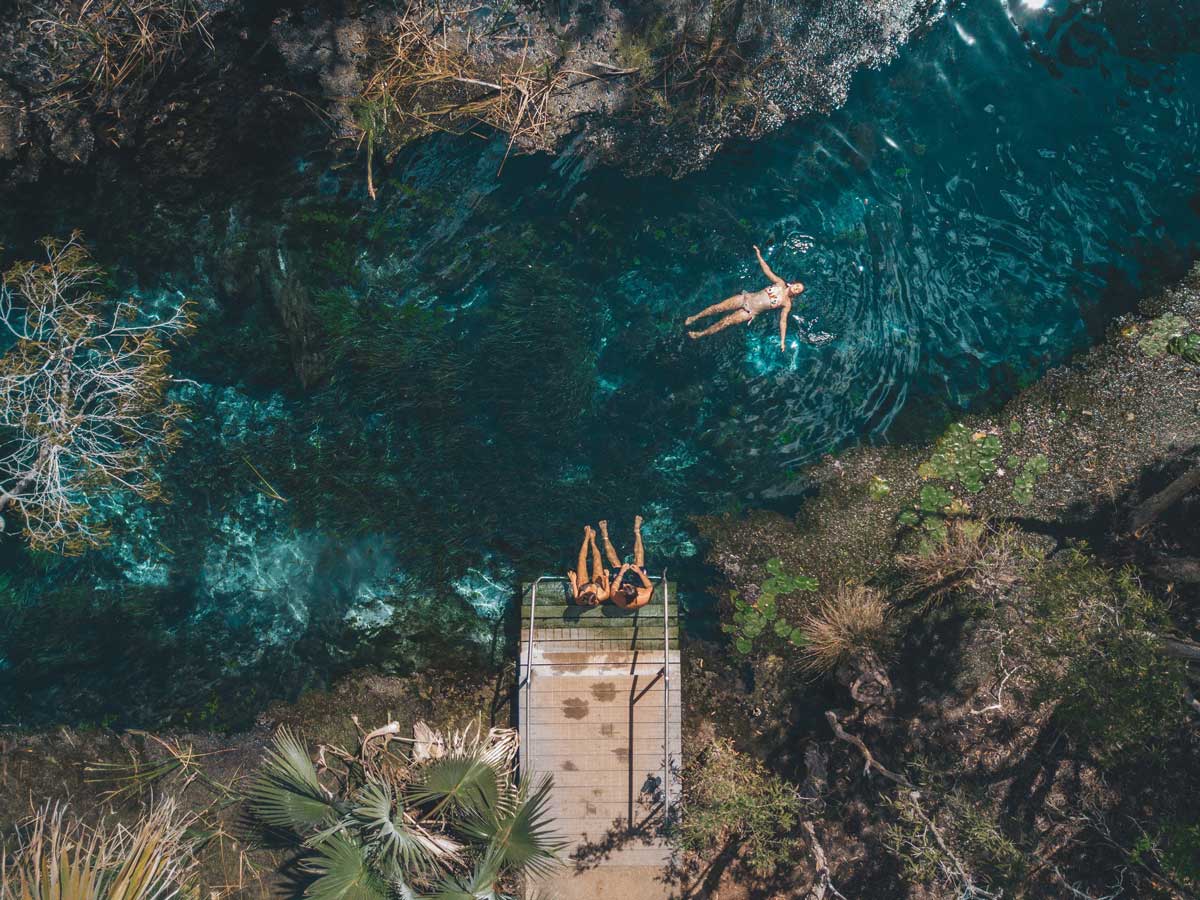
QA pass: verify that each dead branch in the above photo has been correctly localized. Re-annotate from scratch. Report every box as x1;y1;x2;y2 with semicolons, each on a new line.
1124;461;1200;535
824;711;911;788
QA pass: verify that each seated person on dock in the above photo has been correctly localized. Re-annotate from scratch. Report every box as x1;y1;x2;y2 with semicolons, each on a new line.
567;525;609;606
685;245;804;352
599;516;654;609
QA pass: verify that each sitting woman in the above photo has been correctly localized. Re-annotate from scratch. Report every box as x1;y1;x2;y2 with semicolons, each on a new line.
567;525;610;606
599;516;654;609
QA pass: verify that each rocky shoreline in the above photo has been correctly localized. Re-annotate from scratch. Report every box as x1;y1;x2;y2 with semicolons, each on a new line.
0;0;943;195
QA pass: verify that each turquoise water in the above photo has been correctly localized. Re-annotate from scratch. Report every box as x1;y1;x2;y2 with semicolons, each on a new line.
2;0;1199;726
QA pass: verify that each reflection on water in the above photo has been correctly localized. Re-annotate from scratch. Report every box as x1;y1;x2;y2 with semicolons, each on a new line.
2;0;1199;725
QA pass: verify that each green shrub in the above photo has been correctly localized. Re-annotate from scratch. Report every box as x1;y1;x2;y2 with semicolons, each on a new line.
1029;550;1187;762
680;738;805;876
1132;819;1200;889
883;783;1028;896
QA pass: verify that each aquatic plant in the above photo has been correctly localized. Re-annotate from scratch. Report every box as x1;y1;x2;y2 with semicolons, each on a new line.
1010;454;1049;506
868;474;892;501
794;584;889;674
0;234;194;553
1137;313;1190;357
0;799;198;899
724;558;817;655
247;721;561;899
1168;332;1200;364
918;423;1002;494
679;738;806;877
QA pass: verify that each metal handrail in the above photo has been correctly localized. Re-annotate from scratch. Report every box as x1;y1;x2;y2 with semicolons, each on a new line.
661;569;671;831
519;571;675;832
521;575;561;782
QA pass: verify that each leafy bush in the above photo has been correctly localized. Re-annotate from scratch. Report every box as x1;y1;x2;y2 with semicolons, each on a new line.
883;784;1027;897
1132;819;1200;890
247;721;561;899
794;584;889;673
1029;550;1187;762
679;738;805;876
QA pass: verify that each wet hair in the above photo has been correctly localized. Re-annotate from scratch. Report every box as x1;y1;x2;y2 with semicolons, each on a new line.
620;582;637;599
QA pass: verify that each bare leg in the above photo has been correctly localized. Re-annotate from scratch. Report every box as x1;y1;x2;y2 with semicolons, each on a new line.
688;308;753;339
587;527;604;581
685;294;746;326
632;515;645;569
571;528;590;597
598;519;622;568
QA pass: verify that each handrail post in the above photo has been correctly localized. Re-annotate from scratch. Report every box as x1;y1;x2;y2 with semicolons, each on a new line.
662;569;670;831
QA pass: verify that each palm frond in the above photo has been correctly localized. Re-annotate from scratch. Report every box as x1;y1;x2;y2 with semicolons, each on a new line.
105;798;198;900
352;779;463;877
302;833;390;900
406;756;503;819
463;774;563;879
427;848;510;900
248;727;338;833
406;725;517;819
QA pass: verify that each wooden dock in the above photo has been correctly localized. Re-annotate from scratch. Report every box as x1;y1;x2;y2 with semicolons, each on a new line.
518;579;681;900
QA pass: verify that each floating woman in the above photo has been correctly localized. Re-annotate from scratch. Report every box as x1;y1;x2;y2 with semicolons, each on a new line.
685;245;804;352
599;516;654;610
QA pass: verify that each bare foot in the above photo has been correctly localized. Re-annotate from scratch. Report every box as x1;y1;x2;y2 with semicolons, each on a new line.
688;331;701;340
684;314;697;325
634;515;643;528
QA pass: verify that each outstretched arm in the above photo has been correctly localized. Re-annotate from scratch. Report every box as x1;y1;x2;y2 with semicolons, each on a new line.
779;300;792;352
754;245;785;286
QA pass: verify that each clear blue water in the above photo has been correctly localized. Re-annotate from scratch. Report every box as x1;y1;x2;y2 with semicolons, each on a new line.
2;0;1199;726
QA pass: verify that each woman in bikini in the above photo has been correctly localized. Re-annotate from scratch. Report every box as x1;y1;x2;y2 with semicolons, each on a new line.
599;516;654;610
685;245;804;352
567;525;610;606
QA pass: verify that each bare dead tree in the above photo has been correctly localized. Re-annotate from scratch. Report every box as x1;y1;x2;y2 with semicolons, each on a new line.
0;234;194;553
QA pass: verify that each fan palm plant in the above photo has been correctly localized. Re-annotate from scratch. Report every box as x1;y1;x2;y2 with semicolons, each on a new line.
247;721;562;900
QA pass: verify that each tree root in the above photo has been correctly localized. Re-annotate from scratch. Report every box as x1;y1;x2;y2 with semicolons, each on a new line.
824;711;911;788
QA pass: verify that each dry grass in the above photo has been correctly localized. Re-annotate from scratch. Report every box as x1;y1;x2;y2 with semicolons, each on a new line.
30;0;212;116
796;584;889;673
355;6;567;194
0;799;198;899
896;520;1020;604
